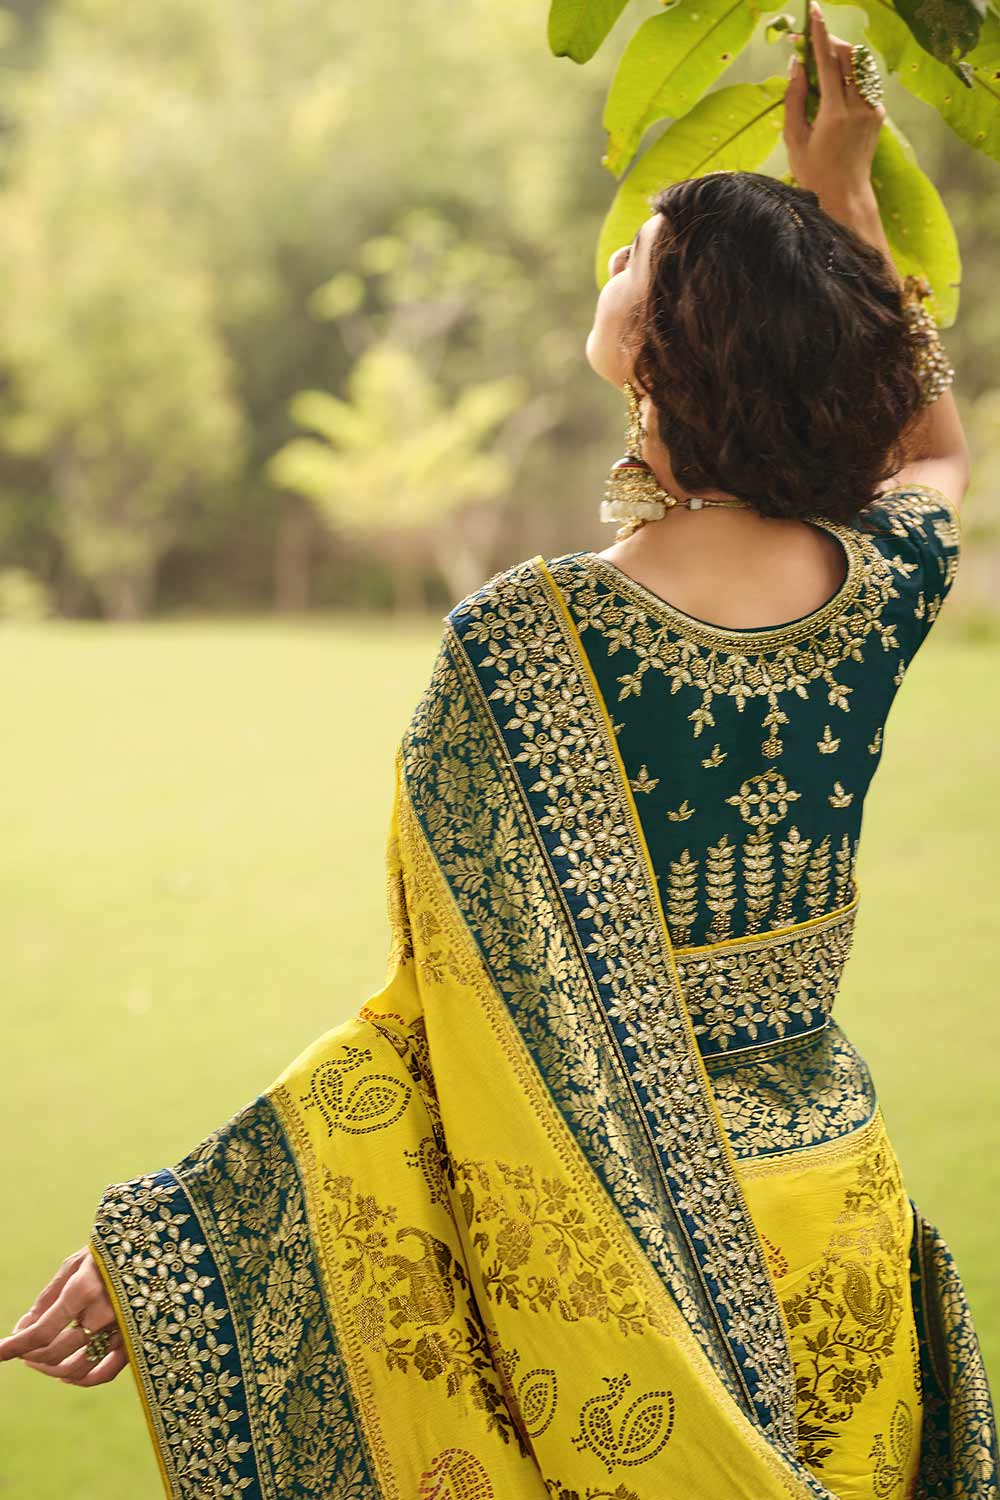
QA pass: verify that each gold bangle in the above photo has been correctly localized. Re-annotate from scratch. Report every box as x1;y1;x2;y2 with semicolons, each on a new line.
901;274;955;407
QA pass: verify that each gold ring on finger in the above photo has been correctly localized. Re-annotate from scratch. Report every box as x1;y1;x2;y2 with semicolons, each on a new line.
849;42;883;106
85;1329;113;1363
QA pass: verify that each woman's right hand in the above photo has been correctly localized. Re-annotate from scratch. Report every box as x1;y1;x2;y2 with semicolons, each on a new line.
783;0;886;203
0;1246;128;1386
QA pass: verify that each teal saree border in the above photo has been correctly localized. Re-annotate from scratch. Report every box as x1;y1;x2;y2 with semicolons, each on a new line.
417;554;800;1456
399;623;743;1412
91;1095;378;1498
910;1205;999;1499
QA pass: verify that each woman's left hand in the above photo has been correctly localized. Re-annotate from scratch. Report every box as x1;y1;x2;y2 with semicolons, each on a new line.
0;1246;128;1386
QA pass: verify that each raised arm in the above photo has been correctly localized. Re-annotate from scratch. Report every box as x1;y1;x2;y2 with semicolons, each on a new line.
821;183;970;509
784;0;970;511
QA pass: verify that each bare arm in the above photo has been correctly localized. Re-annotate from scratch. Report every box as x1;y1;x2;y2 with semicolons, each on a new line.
821;185;970;502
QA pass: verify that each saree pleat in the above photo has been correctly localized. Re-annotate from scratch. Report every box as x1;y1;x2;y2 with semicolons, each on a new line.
89;535;997;1499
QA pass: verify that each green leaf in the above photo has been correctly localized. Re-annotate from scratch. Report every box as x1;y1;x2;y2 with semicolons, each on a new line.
870;117;962;325
603;0;761;175
889;0;985;64
764;13;799;41
595;76;787;286
548;0;629;63
862;1;1000;161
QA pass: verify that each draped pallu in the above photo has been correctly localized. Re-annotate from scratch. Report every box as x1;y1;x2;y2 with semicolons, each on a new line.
90;553;997;1500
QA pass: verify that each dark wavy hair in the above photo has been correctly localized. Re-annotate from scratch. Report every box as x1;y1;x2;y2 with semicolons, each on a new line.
622;170;926;525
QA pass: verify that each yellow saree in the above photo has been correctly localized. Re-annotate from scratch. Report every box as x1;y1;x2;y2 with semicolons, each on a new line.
90;531;996;1499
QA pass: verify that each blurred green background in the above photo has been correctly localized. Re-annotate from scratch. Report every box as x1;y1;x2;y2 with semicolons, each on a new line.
1;0;998;1492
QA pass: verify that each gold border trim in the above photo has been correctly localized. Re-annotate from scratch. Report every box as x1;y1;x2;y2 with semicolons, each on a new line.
535;554;800;1452
394;772;820;1500
89;1232;177;1499
584;517;863;649
874;481;964;534
735;1108;888;1182
269;1078;399;1499
674;883;859;959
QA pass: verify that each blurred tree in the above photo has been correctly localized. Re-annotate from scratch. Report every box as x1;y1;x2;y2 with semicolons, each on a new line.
0;0;996;616
270;344;527;610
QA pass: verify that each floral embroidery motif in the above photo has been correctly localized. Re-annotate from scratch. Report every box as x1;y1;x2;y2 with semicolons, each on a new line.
666;798;695;821
319;1170;525;1447
446;559;798;1447
817;725;840;754
453;1158;655;1335
706;1023;877;1159
726;768;802;827
664;828;857;945
578;522;899;758
570;1373;675;1472
674;900;857;1058
629;764;659;793
828;780;854;809
701;743;726;767
91;1098;371;1497
774;1130;913;1476
869;726;883;756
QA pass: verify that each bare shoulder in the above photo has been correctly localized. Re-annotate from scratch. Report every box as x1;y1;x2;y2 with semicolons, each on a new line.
874;456;969;516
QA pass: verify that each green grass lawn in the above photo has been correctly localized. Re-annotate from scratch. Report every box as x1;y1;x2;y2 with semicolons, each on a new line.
1;618;997;1497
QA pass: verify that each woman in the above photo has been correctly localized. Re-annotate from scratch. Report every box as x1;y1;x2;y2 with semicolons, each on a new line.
2;7;996;1496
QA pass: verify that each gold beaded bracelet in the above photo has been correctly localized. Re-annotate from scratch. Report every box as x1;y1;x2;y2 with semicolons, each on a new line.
901;273;955;407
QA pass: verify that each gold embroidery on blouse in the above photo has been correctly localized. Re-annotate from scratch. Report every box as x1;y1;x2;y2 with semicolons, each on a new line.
701;743;727;767
804;834;832;916
834;834;855;907
666;850;699;947
742;828;775;935
674;897;857;1057
817;725;841;754
577;523;900;762
775;826;813;926
630;764;659;793
664;826;857;942
868;726;883;756
829;781;854;809
666;799;695;821
725;768;801;827
705;834;737;943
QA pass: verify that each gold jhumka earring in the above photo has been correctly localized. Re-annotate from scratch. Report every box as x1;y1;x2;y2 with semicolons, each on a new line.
600;379;754;541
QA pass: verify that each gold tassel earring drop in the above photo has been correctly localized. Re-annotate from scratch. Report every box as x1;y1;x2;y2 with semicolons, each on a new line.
600;379;754;540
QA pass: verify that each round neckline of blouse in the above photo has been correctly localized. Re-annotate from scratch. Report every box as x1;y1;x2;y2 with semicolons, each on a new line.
581;518;865;650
